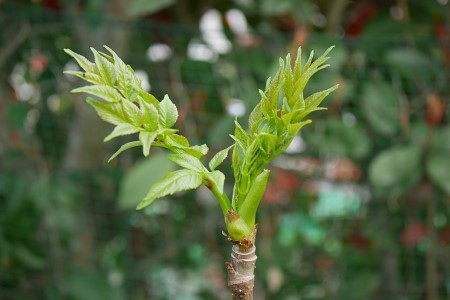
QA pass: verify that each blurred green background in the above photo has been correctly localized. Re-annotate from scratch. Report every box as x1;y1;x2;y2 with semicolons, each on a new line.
0;0;449;299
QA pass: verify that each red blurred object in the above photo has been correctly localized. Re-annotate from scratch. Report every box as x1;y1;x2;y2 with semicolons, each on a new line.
30;53;49;76
400;223;428;247
344;226;371;249
434;21;450;68
426;92;446;126
325;158;362;181
346;4;378;37
315;256;334;271
43;0;61;11
263;168;301;205
439;226;450;244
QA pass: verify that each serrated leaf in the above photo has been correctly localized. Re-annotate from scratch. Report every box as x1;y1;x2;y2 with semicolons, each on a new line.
140;100;159;131
208;170;226;195
118;153;176;210
122;100;142;126
248;102;262;135
293;47;302;82
103;45;138;100
209;145;233;170
257;133;278;154
190;144;209;156
234;119;249;146
91;47;115;85
64;71;102;85
287;120;311;137
139;90;160;108
64;49;94;73
72;85;123;103
108;141;143;162
104;123;139;142
137;169;203;209
86;97;126;125
159;95;178;128
139;131;157;157
166;134;190;147
304;84;338;109
167;153;205;172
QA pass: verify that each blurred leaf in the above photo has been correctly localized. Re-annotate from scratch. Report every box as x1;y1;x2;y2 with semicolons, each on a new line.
385;48;432;79
6;102;30;129
118;153;176;210
433;125;450;153
341;271;379;300
13;244;45;270
128;0;175;16
362;81;401;136
67;269;124;300
369;145;422;196
304;119;371;159
426;151;450;194
410;122;429;147
207;116;235;147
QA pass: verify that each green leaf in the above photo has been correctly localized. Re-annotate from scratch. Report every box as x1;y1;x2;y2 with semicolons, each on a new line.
86;97;126;125
165;134;190;147
91;47;115;85
362;81;401;136
369;145;422;196
103;45;139;100
248;102;262;135
234;119;250;146
139;131;157;157
209;145;233;171
139;90;160;108
104;123;139;142
122;100;142;126
304;84;338;109
64;70;103;85
108;141;143;162
303;119;370;159
128;0;176;16
72;85;123;103
167;153;205;172
64;49;94;73
140;101;159;131
287;120;311;137
118;153;176;210
257;133;278;154
207;170;226;195
385;48;432;79
426;151;450;195
137;169;203;209
159;94;178;128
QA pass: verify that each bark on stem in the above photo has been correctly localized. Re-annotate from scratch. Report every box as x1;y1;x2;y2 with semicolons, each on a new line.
227;245;257;300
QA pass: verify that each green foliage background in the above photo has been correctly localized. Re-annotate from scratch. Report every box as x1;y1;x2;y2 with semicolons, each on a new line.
0;1;449;299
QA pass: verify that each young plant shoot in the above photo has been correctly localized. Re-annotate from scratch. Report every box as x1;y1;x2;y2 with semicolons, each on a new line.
64;45;337;299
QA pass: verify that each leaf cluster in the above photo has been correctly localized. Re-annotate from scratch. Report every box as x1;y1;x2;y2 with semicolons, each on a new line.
64;46;337;241
64;47;230;211
231;46;338;212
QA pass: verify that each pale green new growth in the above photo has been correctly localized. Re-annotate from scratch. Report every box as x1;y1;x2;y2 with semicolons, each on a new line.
65;45;337;241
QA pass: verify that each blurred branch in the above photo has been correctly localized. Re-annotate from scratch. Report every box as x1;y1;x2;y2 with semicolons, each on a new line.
326;0;348;34
0;22;30;68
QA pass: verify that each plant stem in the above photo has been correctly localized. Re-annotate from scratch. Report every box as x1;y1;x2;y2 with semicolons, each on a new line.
207;179;232;216
226;245;257;300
